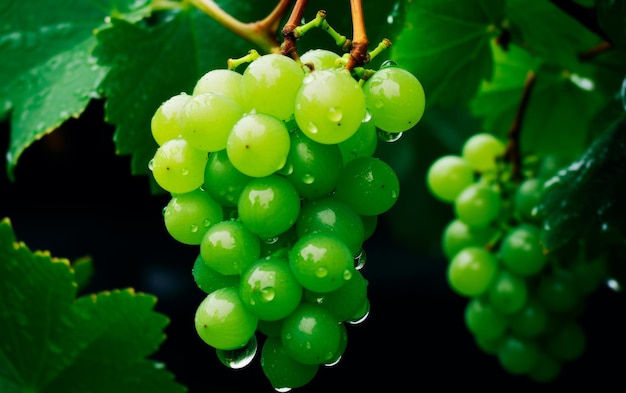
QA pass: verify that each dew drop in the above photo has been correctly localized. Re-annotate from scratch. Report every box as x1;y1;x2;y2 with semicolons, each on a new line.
327;107;343;123
264;237;279;245
380;60;398;69
315;267;329;278
285;333;292;340
216;335;258;369
324;355;342;367
391;190;398;199
249;298;256;306
354;249;367;270
377;129;403;142
362;110;372;122
153;361;165;370
374;100;384;109
347;300;370;325
180;167;189;176
274;388;292;393
190;224;199;233
203;219;212;228
148;159;155;171
607;278;622;292
261;287;276;302
307;122;318;134
301;173;315;184
343;269;353;280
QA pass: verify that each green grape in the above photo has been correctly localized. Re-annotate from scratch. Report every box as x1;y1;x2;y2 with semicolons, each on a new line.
150;138;207;194
447;246;498;297
300;48;341;71
464;297;508;340
151;93;190;145
200;220;261;275
192;68;244;107
261;336;319;390
529;353;561;383
192;254;240;294
281;127;343;199
487;269;528;315
499;224;547;276
362;66;426;133
239;255;303;321
514;177;544;222
240;53;304;121
226;113;291;177
304;268;368;322
163;188;223;245
294;68;367;144
179;92;244;152
426;155;475;203
334;156;400;216
454;183;501;228
289;232;355;293
325;322;348;366
281;303;342;365
337;115;378;164
203;149;253;207
237;174;301;240
508;298;549;338
461;133;505;173
544;321;586;362
441;219;497;260
537;269;582;314
296;196;365;257
496;335;540;375
194;286;258;350
475;335;505;355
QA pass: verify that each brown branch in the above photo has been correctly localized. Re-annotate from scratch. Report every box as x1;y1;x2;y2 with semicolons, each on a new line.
345;0;369;72
504;70;536;182
578;40;612;61
279;0;309;60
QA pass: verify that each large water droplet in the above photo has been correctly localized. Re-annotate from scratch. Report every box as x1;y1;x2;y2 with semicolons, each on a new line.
315;267;328;278
261;287;276;302
362;110;372;122
327;107;343;123
324;355;342;367
347;300;370;325
380;60;398;69
274;388;292;393
301;173;315;184
216;335;258;369
607;278;622;292
378;129;403;142
354;249;367;270
148;159;155;171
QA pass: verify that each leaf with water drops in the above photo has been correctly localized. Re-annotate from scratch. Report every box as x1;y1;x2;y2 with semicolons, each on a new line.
535;116;626;253
0;217;186;393
0;0;149;180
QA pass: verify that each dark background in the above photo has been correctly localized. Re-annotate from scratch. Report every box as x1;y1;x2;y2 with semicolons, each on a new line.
1;100;625;392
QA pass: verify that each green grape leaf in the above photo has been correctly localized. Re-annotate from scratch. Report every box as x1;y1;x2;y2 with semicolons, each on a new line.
536;116;626;253
470;42;607;158
506;0;604;67
390;0;506;107
0;217;186;393
0;0;150;180
595;0;626;48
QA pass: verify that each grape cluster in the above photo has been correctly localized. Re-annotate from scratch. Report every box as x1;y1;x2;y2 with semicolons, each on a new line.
426;133;609;382
148;48;425;390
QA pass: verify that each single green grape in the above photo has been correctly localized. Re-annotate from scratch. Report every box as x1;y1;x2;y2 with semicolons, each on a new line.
289;232;354;293
514;177;544;222
281;127;343;199
192;254;240;294
454;183;502;228
536;269;582;314
441;218;497;260
362;66;426;133
193;68;244;107
447;246;498;297
508;298;549;338
151;93;190;145
496;335;540;375
296;196;365;257
334;156;400;216
240;53;304;121
237;174;301;240
304;268;368;322
294;68;366;144
426;155;475;203
464;297;508;340
261;336;319;390
300;48;341;71
544;321;586;362
461;133;505;173
280;303;342;365
163;188;224;245
239;255;303;321
200;220;261;275
194;286;258;350
179;92;244;152
337;115;378;164
226;113;291;177
203;149;253;207
487;269;528;315
150;138;207;194
499;224;547;276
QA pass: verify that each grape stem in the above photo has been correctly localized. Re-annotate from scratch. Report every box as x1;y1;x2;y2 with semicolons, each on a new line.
578;41;612;61
504;70;536;182
345;0;369;72
189;0;293;54
279;0;309;60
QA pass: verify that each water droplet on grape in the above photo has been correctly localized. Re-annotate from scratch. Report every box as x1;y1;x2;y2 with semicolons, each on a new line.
301;173;315;184
285;333;292;340
190;224;199;233
153;361;165;370
261;287;276;301
354;249;367;270
380;60;398;69
161;206;167;216
216;335;258;369
274;388;292;393
343;269;353;280
347;300;370;325
315;267;329;278
249;298;256;306
374;100;384;109
391;190;398;199
180;167;189;176
203;219;212;228
325;355;342;367
327;107;343;123
307;122;318;134
148;159;155;171
264;237;279;244
362;110;372;122
607;278;622;292
377;129;403;142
